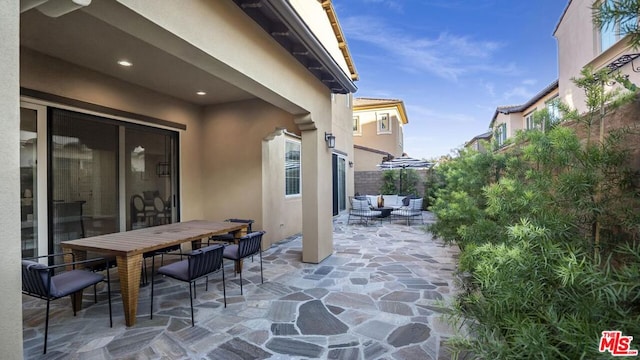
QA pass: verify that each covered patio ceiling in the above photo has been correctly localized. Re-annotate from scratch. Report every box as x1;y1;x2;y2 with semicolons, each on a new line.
19;6;256;107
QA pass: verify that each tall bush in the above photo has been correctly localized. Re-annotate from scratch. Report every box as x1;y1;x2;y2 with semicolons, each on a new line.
430;69;640;358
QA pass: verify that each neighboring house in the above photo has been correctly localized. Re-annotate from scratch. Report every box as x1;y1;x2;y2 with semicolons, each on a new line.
1;0;357;350
555;0;640;115
489;81;560;148
352;98;408;171
464;131;493;152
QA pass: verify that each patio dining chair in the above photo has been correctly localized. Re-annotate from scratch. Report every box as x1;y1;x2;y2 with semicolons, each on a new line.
208;218;254;245
21;254;112;354
222;231;266;295
150;244;226;326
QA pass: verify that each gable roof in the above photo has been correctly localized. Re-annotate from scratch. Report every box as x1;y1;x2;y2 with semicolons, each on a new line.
353;97;409;124
489;80;559;128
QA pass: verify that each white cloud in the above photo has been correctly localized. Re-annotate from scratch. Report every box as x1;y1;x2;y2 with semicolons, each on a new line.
341;15;513;81
522;78;538;86
406;104;477;125
503;86;534;100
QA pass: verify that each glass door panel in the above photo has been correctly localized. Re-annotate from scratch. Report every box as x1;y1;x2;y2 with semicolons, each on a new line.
338;157;346;211
20;108;38;258
125;128;176;230
50;109;119;254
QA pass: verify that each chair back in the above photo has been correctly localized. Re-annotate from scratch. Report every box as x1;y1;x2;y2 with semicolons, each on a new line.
226;218;254;233
131;195;145;212
351;198;369;211
21;260;54;298
153;196;165;212
188;244;224;279
238;231;265;258
409;198;423;211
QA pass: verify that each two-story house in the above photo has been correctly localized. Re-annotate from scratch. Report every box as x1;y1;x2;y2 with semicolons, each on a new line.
487;80;560;148
352;98;408;171
554;0;640;115
1;0;357;350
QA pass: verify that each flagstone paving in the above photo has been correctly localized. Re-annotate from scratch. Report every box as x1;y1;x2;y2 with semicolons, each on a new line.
22;212;464;359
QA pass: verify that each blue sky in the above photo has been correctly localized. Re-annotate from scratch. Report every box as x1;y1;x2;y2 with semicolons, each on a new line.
332;0;569;159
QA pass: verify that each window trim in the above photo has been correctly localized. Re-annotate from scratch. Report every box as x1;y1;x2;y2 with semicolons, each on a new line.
377;112;391;134
496;123;507;147
597;0;637;53
353;115;361;136
285;139;301;197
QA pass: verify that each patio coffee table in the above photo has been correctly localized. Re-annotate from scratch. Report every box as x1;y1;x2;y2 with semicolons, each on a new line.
376;207;393;218
61;220;249;326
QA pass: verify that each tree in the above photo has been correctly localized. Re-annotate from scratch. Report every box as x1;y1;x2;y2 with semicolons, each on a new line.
593;0;640;48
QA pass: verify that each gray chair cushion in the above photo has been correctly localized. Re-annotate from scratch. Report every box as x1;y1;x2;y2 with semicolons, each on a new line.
223;244;240;260
157;258;189;281
50;270;104;298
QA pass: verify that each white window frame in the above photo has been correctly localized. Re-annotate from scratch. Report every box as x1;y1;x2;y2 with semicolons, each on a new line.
524;110;536;130
496;123;507;147
285;139;301;197
545;96;560;125
377;112;391;134
353;116;361;136
598;0;637;53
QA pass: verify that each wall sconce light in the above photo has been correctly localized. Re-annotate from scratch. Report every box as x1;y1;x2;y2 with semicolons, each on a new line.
325;132;336;149
348;161;353;168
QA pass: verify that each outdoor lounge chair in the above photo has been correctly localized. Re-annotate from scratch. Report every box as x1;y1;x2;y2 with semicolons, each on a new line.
223;231;265;295
22;254;112;354
348;197;382;225
391;197;424;225
150;244;226;326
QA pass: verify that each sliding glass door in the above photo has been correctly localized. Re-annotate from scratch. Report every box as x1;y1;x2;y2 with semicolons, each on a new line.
49;109;119;254
125;127;177;230
18;104;180;257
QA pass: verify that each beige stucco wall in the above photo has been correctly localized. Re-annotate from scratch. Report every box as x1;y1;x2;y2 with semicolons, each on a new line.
555;0;640;114
331;94;355;203
0;2;24;357
110;0;338;263
353;106;403;169
202;99;300;248
354;148;387;172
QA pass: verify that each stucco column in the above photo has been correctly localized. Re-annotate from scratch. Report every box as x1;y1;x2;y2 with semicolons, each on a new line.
301;128;334;263
0;1;24;358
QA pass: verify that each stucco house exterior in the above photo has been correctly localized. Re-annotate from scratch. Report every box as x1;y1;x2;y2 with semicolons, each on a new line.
489;81;560;148
554;0;640;115
2;0;358;354
352;98;408;171
464;131;493;152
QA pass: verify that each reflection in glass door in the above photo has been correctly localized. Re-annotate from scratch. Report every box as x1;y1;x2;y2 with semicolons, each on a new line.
125;128;177;230
20;108;38;258
50;109;119;255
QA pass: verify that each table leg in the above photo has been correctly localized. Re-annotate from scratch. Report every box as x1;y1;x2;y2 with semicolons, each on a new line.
232;227;248;273
67;249;87;313
117;254;142;327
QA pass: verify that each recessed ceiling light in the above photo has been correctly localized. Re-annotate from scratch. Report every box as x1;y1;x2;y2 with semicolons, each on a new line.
117;60;133;67
196;91;207;96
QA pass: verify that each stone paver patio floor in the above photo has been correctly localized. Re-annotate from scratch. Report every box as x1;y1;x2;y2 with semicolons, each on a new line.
22;212;462;359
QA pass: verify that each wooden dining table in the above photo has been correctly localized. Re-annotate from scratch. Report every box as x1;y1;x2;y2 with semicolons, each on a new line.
61;220;249;326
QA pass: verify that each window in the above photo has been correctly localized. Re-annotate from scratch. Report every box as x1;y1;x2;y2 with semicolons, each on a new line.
285;140;301;196
545;96;561;125
496;123;507;147
525;111;537;130
377;112;391;134
599;0;637;52
353;116;361;135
